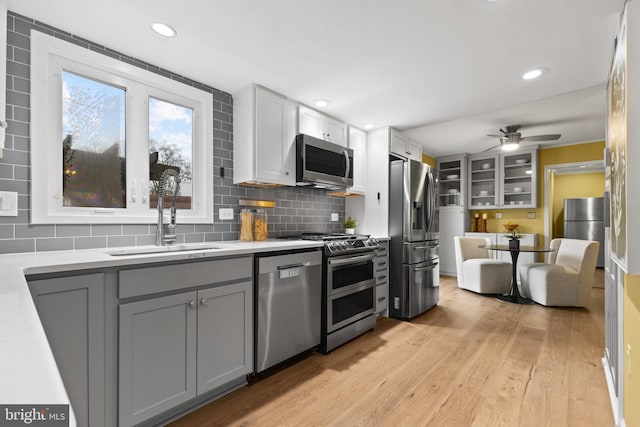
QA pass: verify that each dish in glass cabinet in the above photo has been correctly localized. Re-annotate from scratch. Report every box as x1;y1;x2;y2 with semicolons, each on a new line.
479;190;489;196
512;187;523;192
448;189;459;194
446;174;459;180
482;163;491;169
515;159;527;164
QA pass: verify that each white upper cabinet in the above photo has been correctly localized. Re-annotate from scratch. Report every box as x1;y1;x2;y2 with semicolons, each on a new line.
467;148;538;209
298;105;348;147
437;154;468;209
390;128;421;161
468;153;500;209
348;127;367;194
499;148;537;209
233;85;297;186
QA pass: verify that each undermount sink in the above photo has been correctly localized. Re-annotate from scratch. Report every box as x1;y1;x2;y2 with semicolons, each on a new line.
105;243;223;256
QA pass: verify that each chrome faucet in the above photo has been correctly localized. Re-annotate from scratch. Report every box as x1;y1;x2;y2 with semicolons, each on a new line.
156;169;179;246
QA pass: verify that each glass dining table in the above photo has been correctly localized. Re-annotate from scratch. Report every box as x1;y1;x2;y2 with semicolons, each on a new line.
479;244;556;304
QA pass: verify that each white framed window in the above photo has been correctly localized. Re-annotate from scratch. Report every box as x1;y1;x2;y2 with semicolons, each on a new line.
31;31;213;224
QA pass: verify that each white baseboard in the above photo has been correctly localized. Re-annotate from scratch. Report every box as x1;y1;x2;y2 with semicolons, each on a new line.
602;356;620;426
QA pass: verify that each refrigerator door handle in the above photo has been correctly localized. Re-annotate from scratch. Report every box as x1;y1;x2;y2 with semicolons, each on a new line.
414;261;439;271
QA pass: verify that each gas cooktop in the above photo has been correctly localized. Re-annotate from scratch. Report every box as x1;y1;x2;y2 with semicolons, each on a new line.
280;232;379;255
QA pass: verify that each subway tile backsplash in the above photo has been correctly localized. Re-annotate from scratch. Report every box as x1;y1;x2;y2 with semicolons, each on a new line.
0;12;345;254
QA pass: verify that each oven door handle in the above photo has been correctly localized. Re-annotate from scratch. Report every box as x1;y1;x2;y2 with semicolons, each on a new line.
328;253;375;266
412;245;437;250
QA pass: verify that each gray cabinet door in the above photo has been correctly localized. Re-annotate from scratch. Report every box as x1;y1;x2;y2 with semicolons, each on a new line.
119;292;197;427
197;281;253;395
29;273;105;427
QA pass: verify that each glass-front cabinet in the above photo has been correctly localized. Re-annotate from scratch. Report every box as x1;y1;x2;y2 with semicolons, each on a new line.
468;154;499;209
437;154;467;208
467;148;537;209
500;149;537;208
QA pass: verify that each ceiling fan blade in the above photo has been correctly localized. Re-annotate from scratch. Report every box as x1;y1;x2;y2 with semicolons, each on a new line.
486;134;504;138
481;144;502;153
521;134;561;142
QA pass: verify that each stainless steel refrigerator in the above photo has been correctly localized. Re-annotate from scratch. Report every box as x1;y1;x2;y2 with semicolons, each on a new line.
563;197;605;267
389;159;439;320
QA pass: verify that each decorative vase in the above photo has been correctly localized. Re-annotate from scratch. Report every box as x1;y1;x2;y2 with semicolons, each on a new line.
345;228;355;235
508;239;520;250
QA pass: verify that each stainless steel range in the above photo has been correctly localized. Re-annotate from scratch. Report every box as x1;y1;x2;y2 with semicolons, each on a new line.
295;233;380;353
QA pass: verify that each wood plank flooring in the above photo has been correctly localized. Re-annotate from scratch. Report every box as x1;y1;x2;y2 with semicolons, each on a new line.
170;272;613;427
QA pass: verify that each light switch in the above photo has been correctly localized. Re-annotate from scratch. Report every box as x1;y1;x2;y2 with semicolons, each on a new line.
331;213;339;221
0;191;18;217
219;208;234;220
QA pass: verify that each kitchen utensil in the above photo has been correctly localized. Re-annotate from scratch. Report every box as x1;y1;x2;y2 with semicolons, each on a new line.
446;174;459;180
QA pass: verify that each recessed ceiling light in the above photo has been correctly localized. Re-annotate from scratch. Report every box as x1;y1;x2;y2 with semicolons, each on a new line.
150;22;177;38
363;123;375;130
522;68;547;80
314;99;330;108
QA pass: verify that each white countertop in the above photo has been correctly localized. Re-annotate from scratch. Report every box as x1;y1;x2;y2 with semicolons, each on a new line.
0;239;323;426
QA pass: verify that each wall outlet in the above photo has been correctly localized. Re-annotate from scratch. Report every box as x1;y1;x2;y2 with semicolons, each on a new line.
0;191;18;217
331;213;339;221
495;212;503;219
219;208;234;220
527;212;536;219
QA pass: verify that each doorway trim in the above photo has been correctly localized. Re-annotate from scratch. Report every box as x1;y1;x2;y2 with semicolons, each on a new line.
543;160;604;249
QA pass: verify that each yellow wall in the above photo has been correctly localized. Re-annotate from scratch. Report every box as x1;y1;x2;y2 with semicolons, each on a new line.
422;153;436;167
625;274;640;427
551;172;605;238
471;141;605;239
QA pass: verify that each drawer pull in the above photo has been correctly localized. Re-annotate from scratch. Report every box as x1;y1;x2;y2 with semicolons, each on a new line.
377;275;387;280
377;296;387;302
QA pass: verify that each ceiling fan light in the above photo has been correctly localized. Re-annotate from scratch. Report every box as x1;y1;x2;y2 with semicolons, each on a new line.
501;142;519;151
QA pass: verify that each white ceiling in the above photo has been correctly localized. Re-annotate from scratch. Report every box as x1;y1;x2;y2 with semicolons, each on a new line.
9;0;623;157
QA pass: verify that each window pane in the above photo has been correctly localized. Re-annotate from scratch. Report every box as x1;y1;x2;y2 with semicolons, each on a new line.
148;97;193;209
62;71;126;208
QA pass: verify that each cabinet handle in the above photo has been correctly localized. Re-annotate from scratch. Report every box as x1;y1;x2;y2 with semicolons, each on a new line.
285;171;289;175
200;298;208;306
378;275;387;280
188;301;196;308
377;296;387;302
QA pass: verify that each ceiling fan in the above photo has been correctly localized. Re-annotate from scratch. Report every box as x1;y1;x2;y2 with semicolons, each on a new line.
484;125;561;152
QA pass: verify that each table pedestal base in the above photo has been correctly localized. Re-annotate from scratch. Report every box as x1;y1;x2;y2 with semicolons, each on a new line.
496;293;534;305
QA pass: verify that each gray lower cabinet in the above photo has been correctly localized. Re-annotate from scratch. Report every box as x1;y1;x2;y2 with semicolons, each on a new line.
197;281;253;395
28;273;105;427
118;280;253;427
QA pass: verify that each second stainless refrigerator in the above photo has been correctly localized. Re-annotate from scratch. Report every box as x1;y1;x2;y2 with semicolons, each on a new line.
389;159;439;320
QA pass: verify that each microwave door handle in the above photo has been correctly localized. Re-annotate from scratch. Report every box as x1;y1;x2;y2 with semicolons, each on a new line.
343;150;350;179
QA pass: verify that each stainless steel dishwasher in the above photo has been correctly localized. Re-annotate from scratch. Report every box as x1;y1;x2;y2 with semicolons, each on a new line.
255;249;322;373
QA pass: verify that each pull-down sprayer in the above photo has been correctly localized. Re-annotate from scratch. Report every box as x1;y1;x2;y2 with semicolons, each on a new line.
156;169;180;246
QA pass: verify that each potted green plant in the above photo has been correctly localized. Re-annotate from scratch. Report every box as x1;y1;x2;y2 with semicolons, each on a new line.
503;222;522;249
343;217;359;234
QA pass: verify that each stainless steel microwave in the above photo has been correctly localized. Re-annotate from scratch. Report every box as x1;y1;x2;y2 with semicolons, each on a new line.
296;134;353;187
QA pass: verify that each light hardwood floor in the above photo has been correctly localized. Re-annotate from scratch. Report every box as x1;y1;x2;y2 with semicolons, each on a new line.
171;272;613;427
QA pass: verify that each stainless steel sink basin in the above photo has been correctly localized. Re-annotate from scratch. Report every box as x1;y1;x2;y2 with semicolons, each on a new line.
105;243;223;256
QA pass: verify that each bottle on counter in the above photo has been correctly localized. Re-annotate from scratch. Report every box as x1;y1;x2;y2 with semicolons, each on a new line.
240;208;253;241
253;208;268;241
